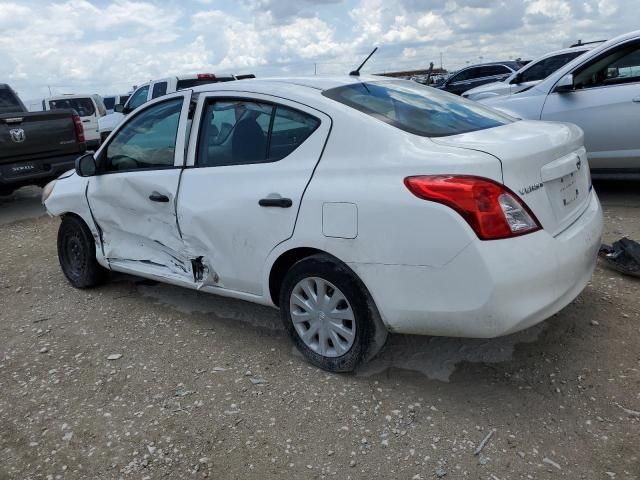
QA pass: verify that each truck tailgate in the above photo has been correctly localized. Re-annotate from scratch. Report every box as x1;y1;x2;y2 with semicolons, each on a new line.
0;110;81;165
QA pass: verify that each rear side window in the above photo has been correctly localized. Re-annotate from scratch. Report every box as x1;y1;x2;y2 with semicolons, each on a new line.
152;82;168;99
103;97;116;110
323;80;512;137
479;65;512;77
520;51;585;83
0;88;23;114
197;100;319;167
49;98;95;116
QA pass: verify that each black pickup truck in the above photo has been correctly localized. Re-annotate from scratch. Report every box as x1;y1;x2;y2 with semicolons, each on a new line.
0;84;86;195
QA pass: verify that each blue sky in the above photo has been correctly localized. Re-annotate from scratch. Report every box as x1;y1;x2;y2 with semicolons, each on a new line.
0;0;637;100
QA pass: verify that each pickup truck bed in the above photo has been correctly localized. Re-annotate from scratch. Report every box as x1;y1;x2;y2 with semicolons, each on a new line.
0;108;86;194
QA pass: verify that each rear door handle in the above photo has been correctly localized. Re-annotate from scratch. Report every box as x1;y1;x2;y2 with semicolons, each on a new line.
82;119;91;123
149;192;170;203
259;197;292;208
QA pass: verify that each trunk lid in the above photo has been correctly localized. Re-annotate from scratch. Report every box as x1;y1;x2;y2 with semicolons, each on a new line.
432;120;591;236
0;109;81;165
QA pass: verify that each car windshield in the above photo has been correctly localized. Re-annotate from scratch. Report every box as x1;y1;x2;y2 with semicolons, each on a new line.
323;80;513;137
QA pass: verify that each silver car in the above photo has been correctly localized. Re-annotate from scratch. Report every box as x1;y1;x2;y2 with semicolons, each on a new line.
480;30;640;175
463;46;593;101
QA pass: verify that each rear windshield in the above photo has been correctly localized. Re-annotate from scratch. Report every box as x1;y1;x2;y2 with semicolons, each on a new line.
103;97;116;109
322;80;513;137
176;77;235;90
0;87;24;114
49;98;95;117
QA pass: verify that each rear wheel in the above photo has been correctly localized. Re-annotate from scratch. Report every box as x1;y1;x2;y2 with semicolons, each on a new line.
279;254;387;372
0;187;14;197
57;215;107;288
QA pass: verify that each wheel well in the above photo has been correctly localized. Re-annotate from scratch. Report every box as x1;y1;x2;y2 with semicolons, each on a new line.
269;247;324;306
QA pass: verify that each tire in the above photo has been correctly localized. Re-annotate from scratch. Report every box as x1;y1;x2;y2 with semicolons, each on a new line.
57;215;107;288
0;187;14;197
279;254;388;372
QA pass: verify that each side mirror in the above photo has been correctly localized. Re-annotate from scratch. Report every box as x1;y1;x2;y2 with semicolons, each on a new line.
555;74;575;93
75;153;97;177
114;103;124;113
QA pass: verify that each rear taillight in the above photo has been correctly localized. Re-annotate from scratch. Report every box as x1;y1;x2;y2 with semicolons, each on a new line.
197;73;216;79
404;175;541;240
72;114;85;143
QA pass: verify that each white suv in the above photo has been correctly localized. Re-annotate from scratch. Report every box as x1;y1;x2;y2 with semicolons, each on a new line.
480;30;640;174
98;73;251;142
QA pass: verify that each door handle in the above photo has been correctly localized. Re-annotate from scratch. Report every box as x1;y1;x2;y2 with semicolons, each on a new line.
82;119;90;123
259;197;292;208
149;192;170;203
633;96;640;103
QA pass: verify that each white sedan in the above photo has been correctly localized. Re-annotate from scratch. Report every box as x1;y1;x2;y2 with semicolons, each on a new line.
43;76;603;372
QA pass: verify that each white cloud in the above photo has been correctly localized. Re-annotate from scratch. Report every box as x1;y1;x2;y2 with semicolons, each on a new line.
1;0;638;100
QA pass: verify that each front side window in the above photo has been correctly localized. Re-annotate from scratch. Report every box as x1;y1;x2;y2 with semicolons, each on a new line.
450;68;473;83
197;100;319;167
323;80;512;137
479;65;511;77
574;41;640;89
520;51;584;83
49;98;95;116
152;82;168;99
102;98;182;172
126;85;150;111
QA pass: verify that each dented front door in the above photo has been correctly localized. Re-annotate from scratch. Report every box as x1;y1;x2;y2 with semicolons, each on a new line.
86;92;192;281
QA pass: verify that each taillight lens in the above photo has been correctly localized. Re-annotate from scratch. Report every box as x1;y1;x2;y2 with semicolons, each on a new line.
72;114;85;143
197;73;216;79
404;175;541;240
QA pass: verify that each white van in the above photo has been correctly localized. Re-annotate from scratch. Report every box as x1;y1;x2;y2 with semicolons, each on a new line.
46;94;107;149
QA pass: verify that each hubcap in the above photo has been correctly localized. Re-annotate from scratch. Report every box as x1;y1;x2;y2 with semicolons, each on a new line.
289;277;355;358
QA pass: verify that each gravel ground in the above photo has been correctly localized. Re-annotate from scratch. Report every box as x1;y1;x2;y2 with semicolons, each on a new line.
0;181;639;480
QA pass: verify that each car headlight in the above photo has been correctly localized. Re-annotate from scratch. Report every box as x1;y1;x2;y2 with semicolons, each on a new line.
41;180;56;204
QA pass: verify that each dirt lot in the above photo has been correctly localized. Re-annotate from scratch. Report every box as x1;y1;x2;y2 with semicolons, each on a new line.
1;181;639;480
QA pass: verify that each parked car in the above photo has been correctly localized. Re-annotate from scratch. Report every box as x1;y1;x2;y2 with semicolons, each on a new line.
0;83;86;196
480;30;640;175
436;61;524;95
463;46;594;101
46;94;107;150
44;76;602;372
98;73;252;142
102;93;131;114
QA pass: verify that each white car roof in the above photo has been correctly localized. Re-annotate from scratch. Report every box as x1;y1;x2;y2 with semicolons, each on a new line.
190;75;386;94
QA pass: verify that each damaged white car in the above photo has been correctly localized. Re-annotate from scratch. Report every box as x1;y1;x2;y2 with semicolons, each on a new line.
44;77;603;372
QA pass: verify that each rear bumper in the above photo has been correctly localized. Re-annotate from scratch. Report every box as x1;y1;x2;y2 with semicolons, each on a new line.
0;153;81;189
350;190;603;337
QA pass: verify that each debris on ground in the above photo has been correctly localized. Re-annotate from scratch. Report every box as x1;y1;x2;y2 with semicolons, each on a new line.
599;237;640;277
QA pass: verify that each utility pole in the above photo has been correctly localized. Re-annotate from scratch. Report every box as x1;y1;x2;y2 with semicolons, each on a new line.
440;52;443;70
48;85;52;96
314;63;317;75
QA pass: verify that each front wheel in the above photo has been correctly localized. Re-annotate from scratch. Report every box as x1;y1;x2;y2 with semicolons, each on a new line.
57;215;107;288
279;254;388;372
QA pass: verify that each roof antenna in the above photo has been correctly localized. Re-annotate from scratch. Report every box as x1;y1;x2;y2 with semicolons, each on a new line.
350;47;378;76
